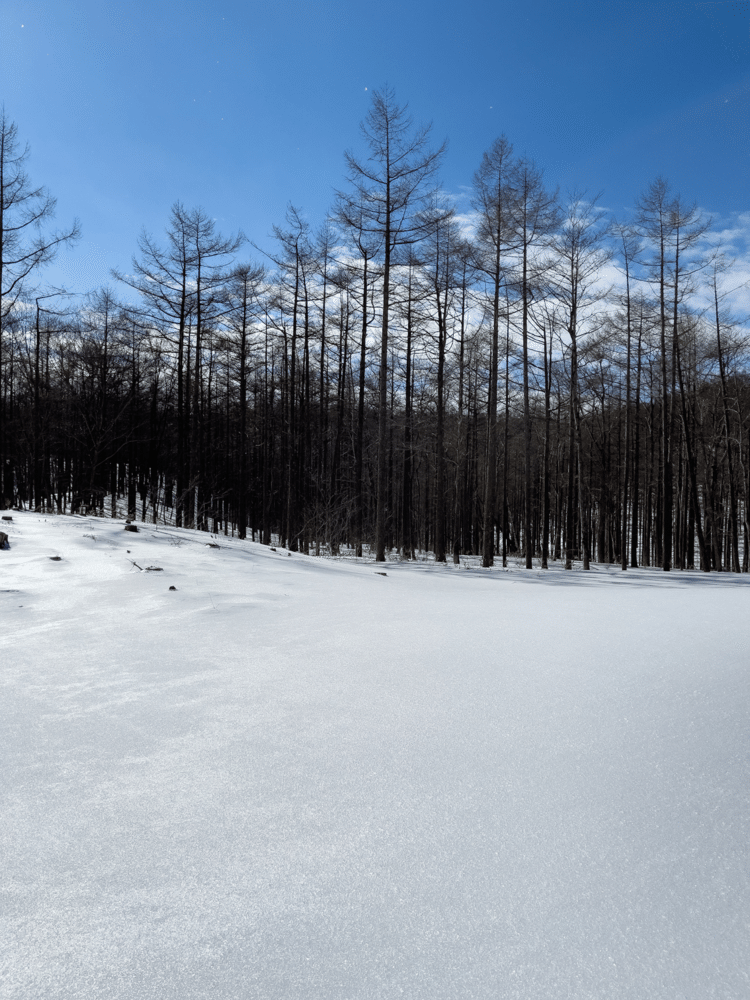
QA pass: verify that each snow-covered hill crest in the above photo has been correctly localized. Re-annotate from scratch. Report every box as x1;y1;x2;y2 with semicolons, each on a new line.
2;512;749;999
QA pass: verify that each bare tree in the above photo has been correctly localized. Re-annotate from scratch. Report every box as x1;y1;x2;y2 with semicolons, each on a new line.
114;203;243;527
551;192;610;571
471;135;516;567
635;178;709;570
0;108;80;506
337;85;445;561
422;195;465;562
333;192;382;556
610;219;640;569
509;158;559;568
225;262;265;539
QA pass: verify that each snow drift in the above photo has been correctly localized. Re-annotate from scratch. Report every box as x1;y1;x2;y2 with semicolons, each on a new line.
2;513;749;999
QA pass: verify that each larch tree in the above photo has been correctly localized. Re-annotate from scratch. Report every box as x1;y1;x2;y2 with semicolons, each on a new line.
508;158;559;568
225;261;265;539
113;216;195;527
269;205;315;550
422;195;464;563
610;219;640;570
551;192;610;571
114;203;243;528
635;178;709;570
710;257;740;571
0;108;80;507
179;204;245;530
471;135;516;568
333;191;382;557
337;85;445;561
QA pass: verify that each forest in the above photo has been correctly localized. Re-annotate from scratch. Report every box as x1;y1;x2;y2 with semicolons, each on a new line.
1;88;749;571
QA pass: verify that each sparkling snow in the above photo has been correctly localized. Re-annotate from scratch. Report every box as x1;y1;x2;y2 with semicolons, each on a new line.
2;512;749;999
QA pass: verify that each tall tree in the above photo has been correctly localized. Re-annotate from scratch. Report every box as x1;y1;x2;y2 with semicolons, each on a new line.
711;259;741;573
0;109;80;507
225;262;265;539
471;135;515;567
394;248;426;560
338;85;445;561
510;159;559;568
423;197;464;562
552;192;610;571
268;206;315;549
180;205;244;529
334;192;382;556
610;220;640;570
114;213;194;526
635;178;708;570
114;203;243;527
452;246;476;564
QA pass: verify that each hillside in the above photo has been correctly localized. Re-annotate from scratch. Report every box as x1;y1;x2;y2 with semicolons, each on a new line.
2;512;749;999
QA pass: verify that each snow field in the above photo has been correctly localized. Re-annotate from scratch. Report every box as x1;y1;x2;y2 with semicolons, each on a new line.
2;513;749;999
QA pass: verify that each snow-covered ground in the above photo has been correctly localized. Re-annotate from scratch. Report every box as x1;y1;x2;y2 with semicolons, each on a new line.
2;512;749;1000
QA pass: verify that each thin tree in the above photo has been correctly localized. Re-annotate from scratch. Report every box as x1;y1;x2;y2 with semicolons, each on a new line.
225;262;265;539
338;85;445;561
610;220;640;569
471;135;515;567
334;192;382;556
509;158;559;568
635;178;709;570
711;259;741;572
0;108;80;507
552;192;610;570
423;197;463;562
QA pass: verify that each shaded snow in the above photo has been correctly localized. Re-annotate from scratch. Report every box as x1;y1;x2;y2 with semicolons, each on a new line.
2;513;749;999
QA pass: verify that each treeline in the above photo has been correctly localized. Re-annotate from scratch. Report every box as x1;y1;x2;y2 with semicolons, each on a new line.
1;91;748;570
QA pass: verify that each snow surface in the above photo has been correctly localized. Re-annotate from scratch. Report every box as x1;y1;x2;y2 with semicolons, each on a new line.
2;512;749;1000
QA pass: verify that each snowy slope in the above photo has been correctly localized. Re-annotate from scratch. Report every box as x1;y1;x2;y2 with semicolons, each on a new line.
2;513;749;1000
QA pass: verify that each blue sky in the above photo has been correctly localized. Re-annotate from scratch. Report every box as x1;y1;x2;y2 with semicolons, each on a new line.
1;0;748;296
